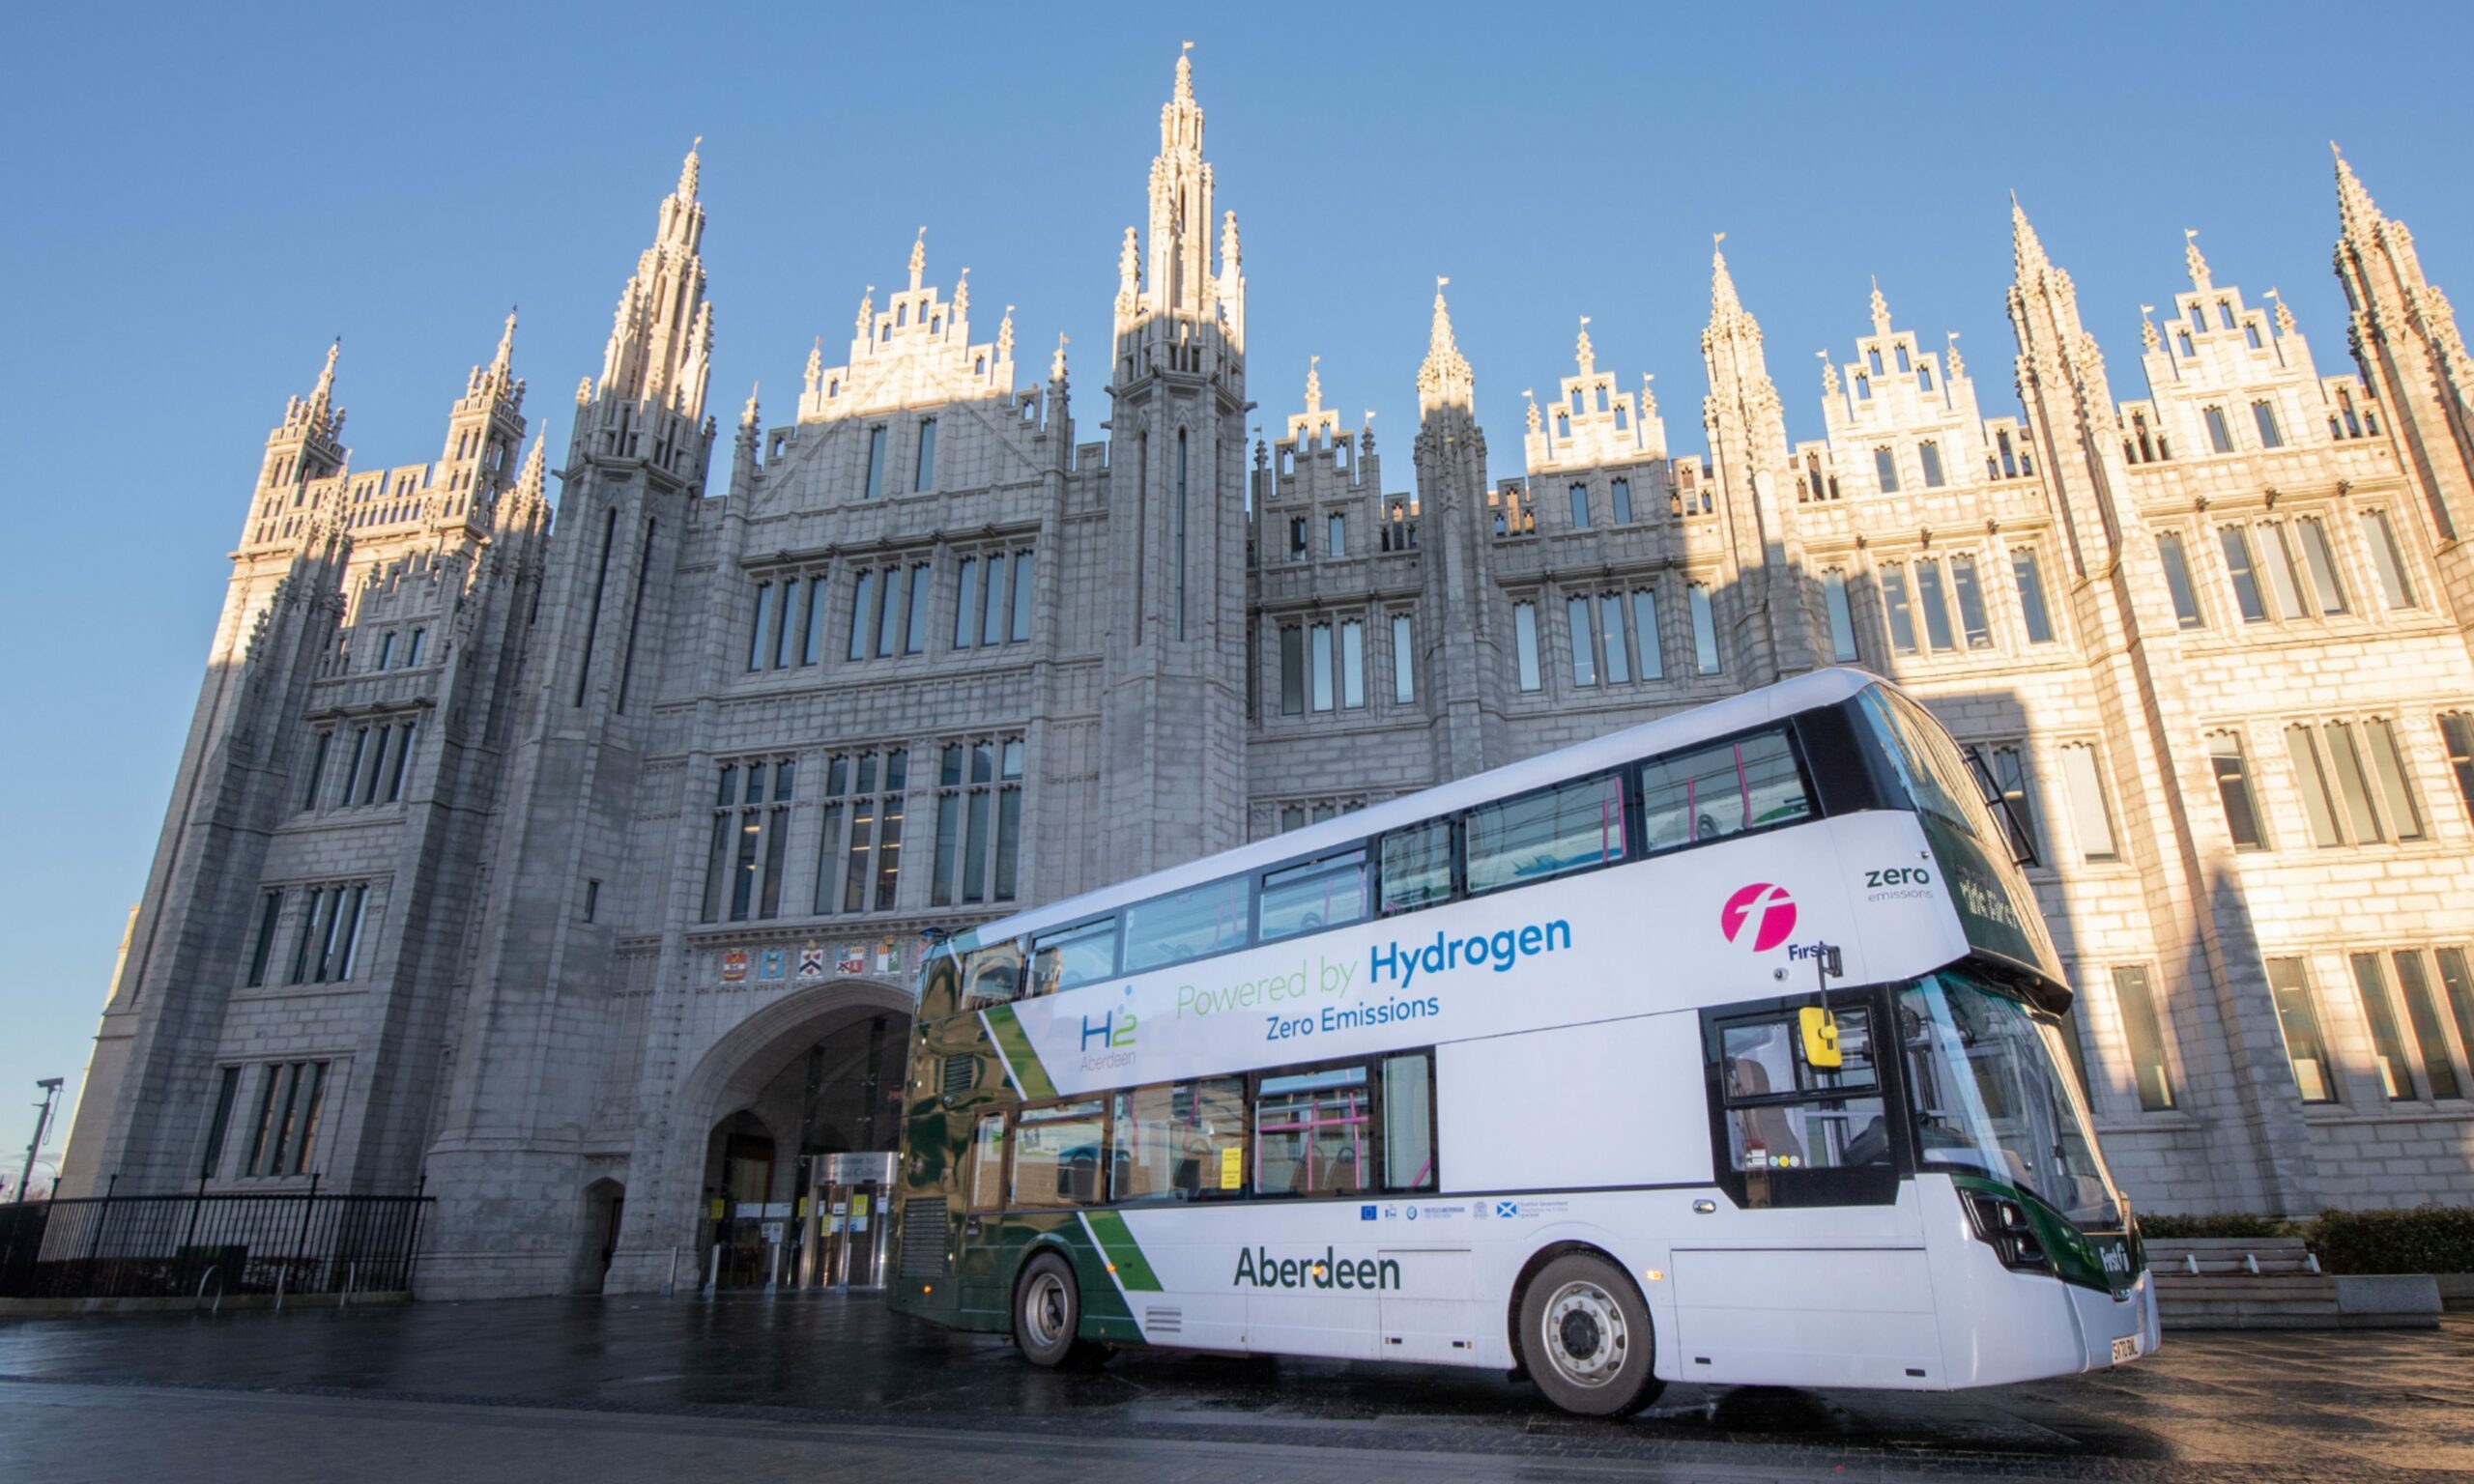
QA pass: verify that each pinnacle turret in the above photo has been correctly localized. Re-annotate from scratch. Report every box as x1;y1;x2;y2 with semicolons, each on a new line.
1710;235;1742;318
2011;192;2052;276
1868;277;1892;338
1416;277;1474;412
2184;229;2212;292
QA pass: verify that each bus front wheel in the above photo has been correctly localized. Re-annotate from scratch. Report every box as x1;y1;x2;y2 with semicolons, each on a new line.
1519;1252;1664;1416
1014;1251;1103;1369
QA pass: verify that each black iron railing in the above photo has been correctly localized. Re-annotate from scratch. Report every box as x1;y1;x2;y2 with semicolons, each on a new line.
0;1182;431;1301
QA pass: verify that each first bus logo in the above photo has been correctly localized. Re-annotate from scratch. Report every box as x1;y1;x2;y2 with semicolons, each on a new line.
1720;883;1798;952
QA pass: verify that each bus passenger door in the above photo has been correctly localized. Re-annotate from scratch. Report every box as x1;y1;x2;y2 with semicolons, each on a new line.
1671;997;1942;1388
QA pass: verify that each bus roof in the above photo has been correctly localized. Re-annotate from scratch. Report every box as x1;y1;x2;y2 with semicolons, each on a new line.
952;666;1884;953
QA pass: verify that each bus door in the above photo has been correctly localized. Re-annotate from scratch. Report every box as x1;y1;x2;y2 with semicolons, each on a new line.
1673;993;1942;1387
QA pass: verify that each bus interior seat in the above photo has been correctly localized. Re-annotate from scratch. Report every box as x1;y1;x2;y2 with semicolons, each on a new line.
1725;1057;1806;1166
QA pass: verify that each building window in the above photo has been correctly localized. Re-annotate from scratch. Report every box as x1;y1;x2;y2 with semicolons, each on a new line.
201;1066;241;1178
846;570;876;661
1598;593;1630;684
746;581;777;671
1309;624;1336;712
1919;441;1945;489
245;1060;330;1178
1881;563;1918;655
877;564;907;657
2252;400;2283;449
864;425;887;499
1913;557;1957;652
2009;549;2054;644
1949;553;1993;648
2111;966;2176;1111
914;417;937;492
1339;619;1366;708
385;722;415;803
1611;477;1632;524
1288;516;1309;562
584;879;600;924
2219;528;2268;623
2155;530;2205;628
1873;446;1899;494
1279;625;1304;715
1327;512;1345;557
1512;602;1541;693
1975;744;2039;862
2295;518;2347;614
1568;483;1590;529
407;629;425;667
2207;733;2266;849
376;632;395;670
2262;960;2337;1104
1631;588;1664;679
2362;509;2418;609
2058;743;2120;863
2203;406;2233;453
2441;713;2474;824
245;891;282;987
300;729;331;812
285;883;369;985
1567;597;1597;688
1391;614;1415;704
931;739;1023;906
2258;524;2314;620
2287;718;2422;846
952;557;980;648
703;758;794;923
1824;570;1859;663
1688;585;1720;675
906;563;933;654
2349;951;2464;1100
811;749;906;915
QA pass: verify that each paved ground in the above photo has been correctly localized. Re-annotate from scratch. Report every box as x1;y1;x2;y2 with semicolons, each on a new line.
0;1294;2466;1482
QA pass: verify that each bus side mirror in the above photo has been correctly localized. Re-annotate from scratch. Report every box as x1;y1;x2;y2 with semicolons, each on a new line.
1798;1007;1843;1070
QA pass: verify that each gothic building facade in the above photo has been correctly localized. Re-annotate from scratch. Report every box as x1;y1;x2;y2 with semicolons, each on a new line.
63;53;2474;1297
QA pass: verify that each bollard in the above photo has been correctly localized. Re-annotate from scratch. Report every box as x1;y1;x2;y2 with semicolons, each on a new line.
662;1244;677;1298
704;1243;721;1296
767;1241;780;1291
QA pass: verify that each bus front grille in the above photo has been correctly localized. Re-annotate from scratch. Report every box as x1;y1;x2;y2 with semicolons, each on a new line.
898;1198;948;1279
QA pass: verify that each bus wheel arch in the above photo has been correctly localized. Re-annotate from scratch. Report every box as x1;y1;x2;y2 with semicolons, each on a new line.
1010;1245;1108;1370
1508;1241;1664;1416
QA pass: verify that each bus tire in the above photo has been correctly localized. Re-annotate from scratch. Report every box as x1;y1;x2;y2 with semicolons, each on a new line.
1518;1251;1663;1416
1013;1251;1101;1369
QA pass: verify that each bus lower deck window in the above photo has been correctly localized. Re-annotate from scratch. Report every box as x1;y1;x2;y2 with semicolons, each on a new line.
1011;1100;1108;1208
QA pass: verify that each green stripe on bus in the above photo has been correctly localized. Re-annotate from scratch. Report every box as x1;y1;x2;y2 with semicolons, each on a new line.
982;1004;1056;1100
1083;1211;1162;1293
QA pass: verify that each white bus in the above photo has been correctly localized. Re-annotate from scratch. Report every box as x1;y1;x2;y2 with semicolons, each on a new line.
887;669;2155;1414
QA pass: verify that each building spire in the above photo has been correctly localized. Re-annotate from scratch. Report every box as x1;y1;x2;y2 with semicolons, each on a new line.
1817;349;1839;397
1174;40;1194;106
2011;191;2051;276
2141;304;2161;353
1051;331;1069;384
1416;276;1474;411
677;136;702;202
1575;316;1595;376
1524;387;1541;434
2333;141;2380;236
804;336;822;396
1868;275;1892;338
1710;233;1741;317
491;306;517;379
514;430;546;499
310;336;341;416
2268;288;2296;338
998;304;1016;362
2184;228;2212;293
740;381;761;429
1943;332;1964;382
1304;355;1323;416
908;226;927;291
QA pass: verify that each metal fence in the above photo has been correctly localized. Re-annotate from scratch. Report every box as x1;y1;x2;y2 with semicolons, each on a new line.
0;1184;431;1302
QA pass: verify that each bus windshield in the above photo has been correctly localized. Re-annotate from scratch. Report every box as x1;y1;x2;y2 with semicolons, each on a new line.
1899;971;2119;1230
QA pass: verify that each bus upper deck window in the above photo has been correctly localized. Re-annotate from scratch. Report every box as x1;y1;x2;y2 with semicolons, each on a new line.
1259;848;1369;942
1378;819;1453;914
1639;729;1811;854
1123;875;1251;974
1465;773;1625;894
962;943;1024;1010
1030;919;1117;996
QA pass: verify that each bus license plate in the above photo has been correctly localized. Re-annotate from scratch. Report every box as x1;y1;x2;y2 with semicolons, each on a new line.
2110;1334;2142;1364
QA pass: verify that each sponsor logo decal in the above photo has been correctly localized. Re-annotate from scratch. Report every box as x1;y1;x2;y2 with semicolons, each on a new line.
1720;883;1798;952
1080;989;1139;1072
1233;1245;1400;1292
1360;1205;1378;1221
1863;864;1937;903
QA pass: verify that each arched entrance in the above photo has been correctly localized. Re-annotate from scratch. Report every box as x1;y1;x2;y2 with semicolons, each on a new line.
668;980;915;1291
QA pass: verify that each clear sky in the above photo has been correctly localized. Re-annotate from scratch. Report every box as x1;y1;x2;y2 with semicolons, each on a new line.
5;0;2470;1178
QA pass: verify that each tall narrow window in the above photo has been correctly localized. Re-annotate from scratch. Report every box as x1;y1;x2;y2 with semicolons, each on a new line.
2441;713;2474;824
1328;512;1346;557
385;723;415;803
1824;571;1859;663
814;756;849;914
1567;597;1597;688
2363;718;2424;842
2208;733;2265;849
1913;558;1957;652
2439;949;2474;1094
1011;552;1035;642
773;578;800;669
2112;966;2176;1111
2295;518;2347;614
2220;528;2268;622
1918;441;1945;488
843;764;877;914
2251;400;2284;449
1599;593;1630;684
1568;483;1591;529
1309;624;1335;712
406;629;425;666
1874;446;1900;493
703;769;734;923
2157;530;2205;628
794;576;821;666
201;1066;241;1178
864;425;887;499
877;565;906;657
359;727;390;805
246;891;282;987
2349;953;2414;1099
1631;589;1664;679
300;730;331;812
2059;743;2120;862
983;554;1010;646
2203;405;2233;453
1512;603;1541;692
1339;620;1366;708
2010;549;2054;643
875;750;906;911
1174;431;1189;642
952;556;980;648
2322;721;2385;843
2259;525;2310;620
2392;952;2460;1099
2362;509;2417;609
906;563;933;654
914;418;937;491
2285;725;2345;847
1279;625;1304;715
2264;959;2337;1103
1611;477;1632;524
847;569;875;661
376;632;395;670
1391;614;1415;703
1882;563;1919;655
338;727;369;808
1949;553;1993;648
1688;585;1720;674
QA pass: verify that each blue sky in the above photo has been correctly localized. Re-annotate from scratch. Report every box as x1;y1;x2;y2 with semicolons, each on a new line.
5;0;2470;1174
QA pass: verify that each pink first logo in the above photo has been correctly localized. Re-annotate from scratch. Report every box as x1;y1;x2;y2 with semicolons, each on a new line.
1720;882;1798;952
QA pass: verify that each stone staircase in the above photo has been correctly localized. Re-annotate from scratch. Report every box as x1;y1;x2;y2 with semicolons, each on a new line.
2149;1237;2342;1328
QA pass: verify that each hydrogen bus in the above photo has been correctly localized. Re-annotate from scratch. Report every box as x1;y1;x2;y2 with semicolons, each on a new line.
886;668;2154;1414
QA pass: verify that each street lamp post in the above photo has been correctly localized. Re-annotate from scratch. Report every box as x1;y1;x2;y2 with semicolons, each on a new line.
17;1079;64;1205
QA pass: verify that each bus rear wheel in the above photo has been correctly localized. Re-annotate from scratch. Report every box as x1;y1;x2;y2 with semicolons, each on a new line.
1519;1252;1663;1416
1014;1251;1104;1369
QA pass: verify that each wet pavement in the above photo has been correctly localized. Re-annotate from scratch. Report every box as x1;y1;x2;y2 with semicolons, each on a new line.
0;1293;2467;1481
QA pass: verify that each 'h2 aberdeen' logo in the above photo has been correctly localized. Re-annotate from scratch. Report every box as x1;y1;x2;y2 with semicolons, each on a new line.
1720;883;1798;952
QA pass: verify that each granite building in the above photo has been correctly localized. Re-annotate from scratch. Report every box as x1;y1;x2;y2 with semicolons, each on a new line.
61;52;2474;1297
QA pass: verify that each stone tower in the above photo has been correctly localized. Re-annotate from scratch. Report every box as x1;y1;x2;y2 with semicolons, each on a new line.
1699;241;1807;680
1096;47;1251;875
1411;282;1509;781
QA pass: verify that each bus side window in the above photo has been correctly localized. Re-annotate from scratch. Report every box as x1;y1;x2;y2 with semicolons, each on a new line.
1715;1009;1891;1202
1464;772;1626;893
963;943;1024;1009
968;1113;1008;1213
1030;919;1116;997
1255;1066;1373;1197
1639;728;1812;854
1378;819;1453;914
1110;1078;1247;1202
1259;848;1370;942
1379;1053;1436;1191
1011;1099;1108;1208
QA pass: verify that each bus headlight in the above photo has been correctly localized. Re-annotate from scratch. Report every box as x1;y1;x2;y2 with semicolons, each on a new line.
1961;1189;2052;1272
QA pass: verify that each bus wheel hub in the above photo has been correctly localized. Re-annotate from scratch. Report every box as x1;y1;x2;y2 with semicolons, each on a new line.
1544;1280;1625;1385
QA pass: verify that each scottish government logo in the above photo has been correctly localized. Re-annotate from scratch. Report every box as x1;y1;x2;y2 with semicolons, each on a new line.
1720;882;1798;952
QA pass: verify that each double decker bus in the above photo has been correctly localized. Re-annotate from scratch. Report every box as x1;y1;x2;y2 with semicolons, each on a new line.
887;669;2154;1414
